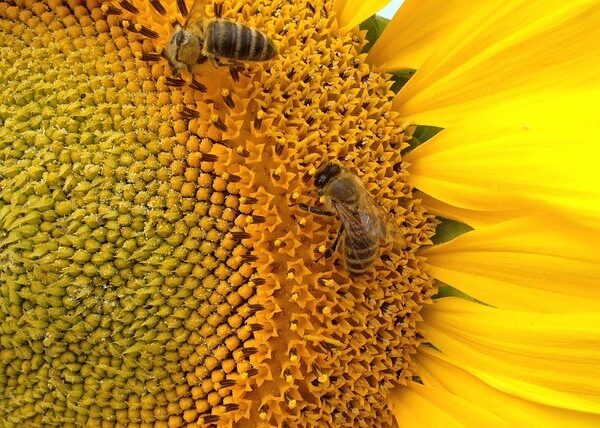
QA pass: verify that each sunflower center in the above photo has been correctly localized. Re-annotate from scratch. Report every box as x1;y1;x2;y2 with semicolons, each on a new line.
0;0;435;427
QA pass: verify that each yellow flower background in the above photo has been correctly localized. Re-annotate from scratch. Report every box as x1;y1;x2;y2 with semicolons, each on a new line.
1;0;599;427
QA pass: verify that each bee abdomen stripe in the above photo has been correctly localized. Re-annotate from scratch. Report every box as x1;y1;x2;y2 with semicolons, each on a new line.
213;20;236;58
226;21;237;57
347;262;370;275
248;27;258;58
258;32;269;60
349;268;369;275
347;245;377;259
210;21;220;55
236;25;253;59
347;237;376;251
346;253;377;266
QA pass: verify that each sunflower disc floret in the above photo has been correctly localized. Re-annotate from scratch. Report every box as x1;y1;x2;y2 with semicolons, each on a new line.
0;0;435;426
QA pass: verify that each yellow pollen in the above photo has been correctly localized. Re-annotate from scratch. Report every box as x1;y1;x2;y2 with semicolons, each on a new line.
285;395;297;410
312;363;329;383
259;404;269;420
0;0;436;427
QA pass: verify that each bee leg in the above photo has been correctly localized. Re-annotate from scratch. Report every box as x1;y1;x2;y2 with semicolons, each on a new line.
210;57;247;81
229;67;240;82
298;204;335;217
210;57;250;81
171;67;184;79
209;56;223;68
227;63;250;82
161;50;180;76
208;55;242;69
227;60;245;68
219;58;246;70
211;56;238;68
323;224;344;259
197;55;208;64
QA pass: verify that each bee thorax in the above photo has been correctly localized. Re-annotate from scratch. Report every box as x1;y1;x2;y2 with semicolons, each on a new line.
165;29;203;70
328;177;359;204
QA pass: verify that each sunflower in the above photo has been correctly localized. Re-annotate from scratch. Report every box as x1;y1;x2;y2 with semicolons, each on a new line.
1;0;599;426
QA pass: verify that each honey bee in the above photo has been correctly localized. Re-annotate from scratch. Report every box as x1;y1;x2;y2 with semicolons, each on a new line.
164;1;278;72
300;163;405;276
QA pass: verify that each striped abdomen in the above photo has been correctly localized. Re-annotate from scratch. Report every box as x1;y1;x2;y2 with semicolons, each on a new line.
206;19;277;61
343;231;380;276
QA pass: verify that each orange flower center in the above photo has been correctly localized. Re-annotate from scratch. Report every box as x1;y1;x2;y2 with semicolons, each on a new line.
0;0;436;426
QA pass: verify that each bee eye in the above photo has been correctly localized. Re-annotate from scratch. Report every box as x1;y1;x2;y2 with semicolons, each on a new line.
314;163;341;188
314;173;328;188
175;31;186;46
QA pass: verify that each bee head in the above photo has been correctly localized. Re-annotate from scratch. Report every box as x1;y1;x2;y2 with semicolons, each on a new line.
165;27;202;71
314;163;341;189
173;29;187;46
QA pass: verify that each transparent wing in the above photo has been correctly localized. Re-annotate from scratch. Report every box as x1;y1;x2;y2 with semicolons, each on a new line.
184;0;207;26
335;201;379;252
357;185;406;250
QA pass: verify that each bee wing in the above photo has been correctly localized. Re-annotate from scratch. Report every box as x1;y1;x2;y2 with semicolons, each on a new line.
335;199;381;252
381;207;406;249
359;186;406;250
184;0;207;26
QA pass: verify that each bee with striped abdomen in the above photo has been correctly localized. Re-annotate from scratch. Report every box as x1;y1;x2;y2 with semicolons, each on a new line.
164;1;278;73
300;163;406;276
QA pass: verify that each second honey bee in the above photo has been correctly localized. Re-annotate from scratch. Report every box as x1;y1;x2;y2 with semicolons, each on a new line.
165;1;278;72
300;163;406;276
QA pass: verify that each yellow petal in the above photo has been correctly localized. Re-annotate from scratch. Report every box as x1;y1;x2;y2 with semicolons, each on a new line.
406;90;600;227
422;298;600;414
332;0;390;30
389;380;507;428
394;0;600;126
390;350;600;427
422;216;600;312
368;0;481;71
419;192;522;229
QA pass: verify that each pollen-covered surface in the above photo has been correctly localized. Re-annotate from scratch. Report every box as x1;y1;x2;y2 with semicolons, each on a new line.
1;0;435;427
0;0;257;426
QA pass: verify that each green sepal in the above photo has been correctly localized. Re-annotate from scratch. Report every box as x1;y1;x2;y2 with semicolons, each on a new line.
433;281;490;306
431;218;473;245
360;15;390;52
390;69;416;93
404;125;444;153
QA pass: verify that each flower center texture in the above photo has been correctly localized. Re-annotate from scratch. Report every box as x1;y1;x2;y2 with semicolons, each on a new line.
0;0;436;426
